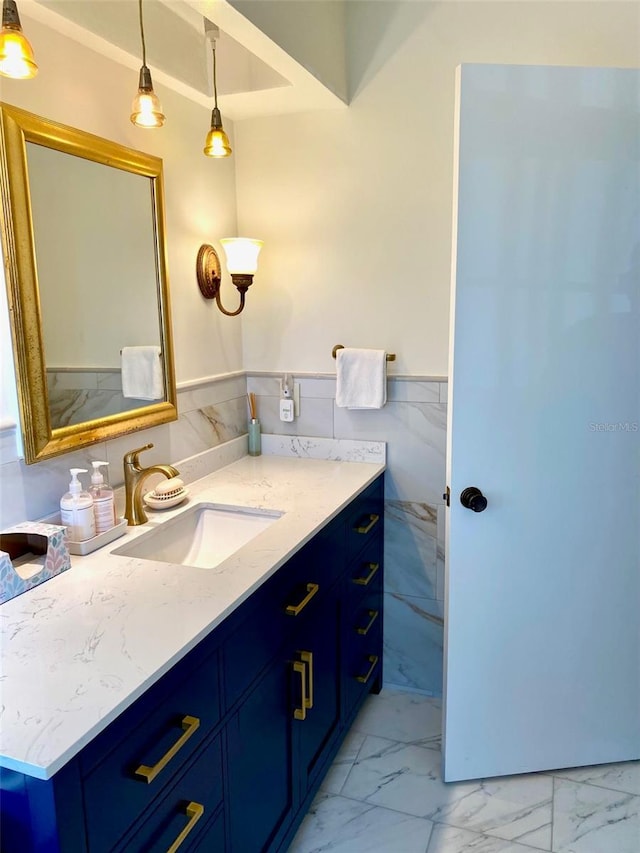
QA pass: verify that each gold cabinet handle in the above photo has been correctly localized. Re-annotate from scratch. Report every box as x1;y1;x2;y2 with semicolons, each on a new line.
354;513;380;534
285;582;319;616
166;801;205;853
299;650;313;709
356;655;379;684
353;562;379;586
134;715;201;784
293;660;307;720
356;610;379;636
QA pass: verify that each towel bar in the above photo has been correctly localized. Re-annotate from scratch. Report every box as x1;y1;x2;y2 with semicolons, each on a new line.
120;349;162;357
332;344;396;362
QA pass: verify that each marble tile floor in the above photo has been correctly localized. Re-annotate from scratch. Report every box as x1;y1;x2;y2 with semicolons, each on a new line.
288;689;640;853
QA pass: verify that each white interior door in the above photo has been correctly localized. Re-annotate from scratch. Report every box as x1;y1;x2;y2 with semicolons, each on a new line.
444;65;640;782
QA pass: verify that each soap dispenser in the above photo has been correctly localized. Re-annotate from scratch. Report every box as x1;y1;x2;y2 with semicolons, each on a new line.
89;461;116;534
60;469;96;542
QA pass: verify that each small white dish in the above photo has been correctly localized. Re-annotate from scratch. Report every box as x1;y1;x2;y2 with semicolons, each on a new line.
143;489;189;510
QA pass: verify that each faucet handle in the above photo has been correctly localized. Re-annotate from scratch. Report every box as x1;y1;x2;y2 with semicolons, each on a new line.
124;443;154;468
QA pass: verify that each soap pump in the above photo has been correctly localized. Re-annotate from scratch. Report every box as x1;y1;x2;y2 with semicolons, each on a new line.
89;461;116;534
60;469;96;542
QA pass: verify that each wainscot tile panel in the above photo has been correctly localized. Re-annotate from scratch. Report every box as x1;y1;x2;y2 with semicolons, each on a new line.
257;396;334;438
178;374;247;414
387;380;440;403
333;401;447;505
168;397;247;460
384;500;438;600
383;593;444;695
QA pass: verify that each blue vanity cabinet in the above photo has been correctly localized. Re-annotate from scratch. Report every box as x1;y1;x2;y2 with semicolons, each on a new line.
0;474;385;853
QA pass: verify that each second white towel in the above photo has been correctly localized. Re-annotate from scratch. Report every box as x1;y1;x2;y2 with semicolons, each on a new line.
121;346;163;400
335;348;387;409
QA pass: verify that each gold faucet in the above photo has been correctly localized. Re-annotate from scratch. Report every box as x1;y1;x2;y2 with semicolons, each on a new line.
123;443;180;526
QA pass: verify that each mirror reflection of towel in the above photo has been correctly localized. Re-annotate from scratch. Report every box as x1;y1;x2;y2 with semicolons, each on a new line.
121;346;163;400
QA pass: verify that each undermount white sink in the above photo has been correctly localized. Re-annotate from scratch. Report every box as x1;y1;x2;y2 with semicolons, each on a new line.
112;503;284;569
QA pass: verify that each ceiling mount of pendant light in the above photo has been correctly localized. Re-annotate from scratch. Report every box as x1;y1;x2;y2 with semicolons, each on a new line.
130;0;165;129
203;24;232;158
0;0;38;79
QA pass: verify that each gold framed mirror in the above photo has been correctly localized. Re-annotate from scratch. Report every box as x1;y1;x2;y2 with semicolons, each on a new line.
0;103;177;464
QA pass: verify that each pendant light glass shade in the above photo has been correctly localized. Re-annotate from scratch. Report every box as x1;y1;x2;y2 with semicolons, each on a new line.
203;107;232;158
0;0;37;79
130;0;164;129
130;65;165;128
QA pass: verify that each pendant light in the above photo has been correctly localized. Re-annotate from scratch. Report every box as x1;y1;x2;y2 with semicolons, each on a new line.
203;30;231;158
0;0;38;79
130;0;165;129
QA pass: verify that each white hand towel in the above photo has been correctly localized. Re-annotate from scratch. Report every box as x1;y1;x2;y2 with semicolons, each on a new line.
121;346;163;400
335;348;387;409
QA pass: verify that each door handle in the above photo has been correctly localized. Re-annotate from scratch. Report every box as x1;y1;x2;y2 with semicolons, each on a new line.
460;486;487;512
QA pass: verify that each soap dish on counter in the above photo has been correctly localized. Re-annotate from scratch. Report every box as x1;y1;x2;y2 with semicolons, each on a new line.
143;488;189;510
67;518;128;556
143;477;188;510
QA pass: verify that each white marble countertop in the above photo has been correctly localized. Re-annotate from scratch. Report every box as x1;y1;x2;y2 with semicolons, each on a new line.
0;454;384;780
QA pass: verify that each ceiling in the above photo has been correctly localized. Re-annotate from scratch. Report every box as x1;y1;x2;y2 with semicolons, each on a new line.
25;0;347;120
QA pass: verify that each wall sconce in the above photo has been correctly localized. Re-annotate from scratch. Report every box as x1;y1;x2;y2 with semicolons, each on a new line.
130;0;165;128
196;238;263;316
0;0;38;79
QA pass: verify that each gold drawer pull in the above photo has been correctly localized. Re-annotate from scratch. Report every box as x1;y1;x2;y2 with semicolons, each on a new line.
134;715;201;784
356;610;379;636
353;562;379;586
293;660;307;720
356;655;379;684
355;513;380;535
285;582;319;616
166;801;205;853
299;650;313;709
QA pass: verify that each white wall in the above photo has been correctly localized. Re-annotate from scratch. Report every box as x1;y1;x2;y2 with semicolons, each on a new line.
235;1;640;377
1;13;243;385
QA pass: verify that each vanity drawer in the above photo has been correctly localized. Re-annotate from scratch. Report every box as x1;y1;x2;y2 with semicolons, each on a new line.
346;477;384;561
83;651;220;853
348;534;383;596
113;735;223;853
223;520;344;710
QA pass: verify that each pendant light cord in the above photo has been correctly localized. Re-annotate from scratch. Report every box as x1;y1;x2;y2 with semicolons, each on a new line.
212;41;219;109
138;0;147;68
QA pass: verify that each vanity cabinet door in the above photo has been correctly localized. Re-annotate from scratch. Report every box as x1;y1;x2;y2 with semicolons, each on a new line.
292;591;342;798
226;654;294;853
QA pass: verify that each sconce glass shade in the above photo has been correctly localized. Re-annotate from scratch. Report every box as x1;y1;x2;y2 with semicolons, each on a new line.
220;238;263;274
203;107;232;158
130;66;165;128
0;1;37;79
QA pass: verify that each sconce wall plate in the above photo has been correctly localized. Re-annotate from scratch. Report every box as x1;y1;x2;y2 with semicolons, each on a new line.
196;244;221;299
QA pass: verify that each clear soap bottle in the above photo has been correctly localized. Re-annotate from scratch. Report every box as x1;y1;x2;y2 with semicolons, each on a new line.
60;468;96;542
89;461;116;534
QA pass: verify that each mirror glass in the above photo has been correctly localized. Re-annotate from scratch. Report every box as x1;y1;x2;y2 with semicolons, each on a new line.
0;103;177;463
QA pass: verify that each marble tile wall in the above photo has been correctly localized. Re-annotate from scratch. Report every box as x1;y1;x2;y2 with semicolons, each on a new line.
46;370;146;428
0;373;249;529
247;373;449;696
